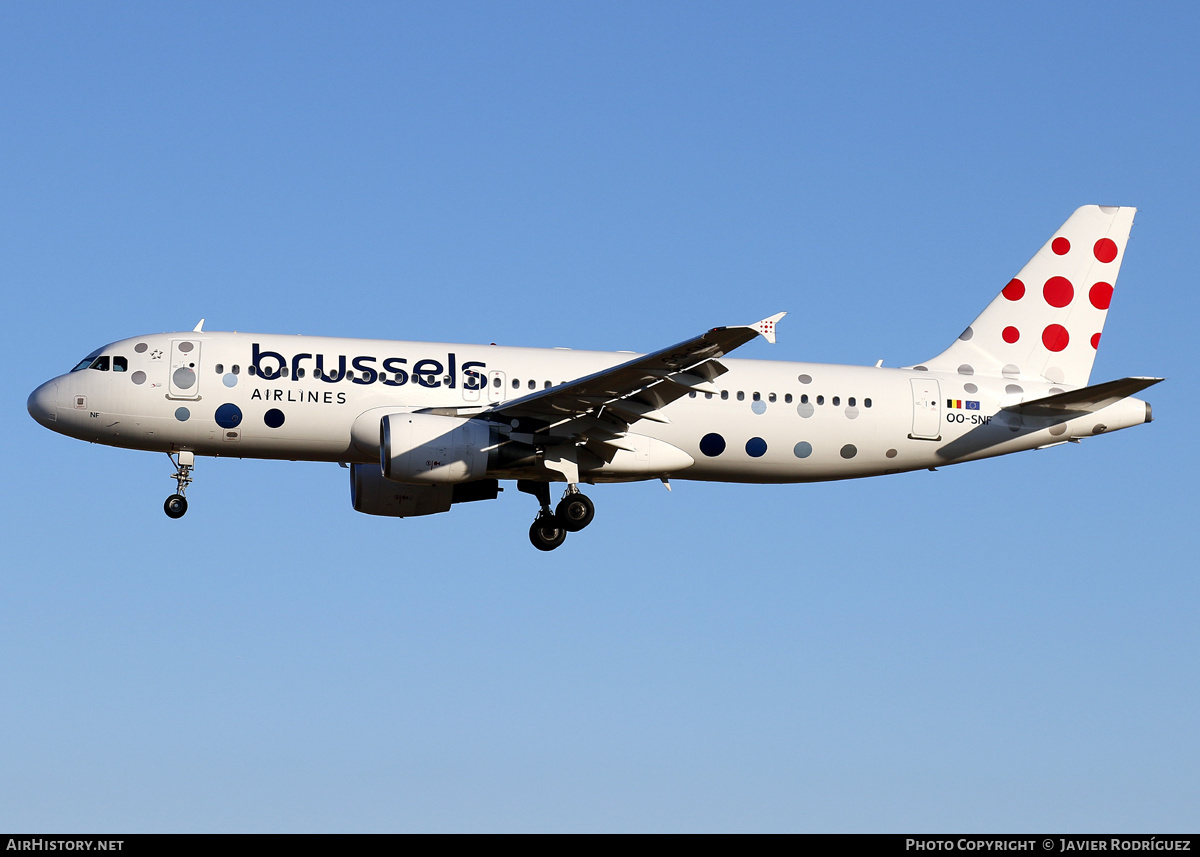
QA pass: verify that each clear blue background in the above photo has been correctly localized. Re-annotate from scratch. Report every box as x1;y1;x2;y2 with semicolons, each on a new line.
2;2;1196;832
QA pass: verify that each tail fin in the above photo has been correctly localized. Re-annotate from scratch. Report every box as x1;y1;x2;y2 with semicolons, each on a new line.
919;205;1136;387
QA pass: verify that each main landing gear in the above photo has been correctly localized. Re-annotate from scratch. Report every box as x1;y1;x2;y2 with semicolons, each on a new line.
164;451;194;519
519;480;595;551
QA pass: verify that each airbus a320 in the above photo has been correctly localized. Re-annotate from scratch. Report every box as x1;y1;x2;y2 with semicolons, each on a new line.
28;206;1160;550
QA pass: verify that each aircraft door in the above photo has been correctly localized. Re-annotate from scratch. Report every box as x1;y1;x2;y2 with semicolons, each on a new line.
909;378;941;440
462;365;481;402
168;340;202;400
487;370;506;403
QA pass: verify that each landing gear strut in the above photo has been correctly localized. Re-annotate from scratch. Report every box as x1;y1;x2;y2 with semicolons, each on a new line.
518;480;594;551
164;451;194;519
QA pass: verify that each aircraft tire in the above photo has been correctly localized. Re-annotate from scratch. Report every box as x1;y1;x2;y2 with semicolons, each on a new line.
164;494;188;519
529;514;567;551
556;493;595;532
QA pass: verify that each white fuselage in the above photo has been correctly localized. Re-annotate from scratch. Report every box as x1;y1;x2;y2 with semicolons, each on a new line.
28;330;1151;484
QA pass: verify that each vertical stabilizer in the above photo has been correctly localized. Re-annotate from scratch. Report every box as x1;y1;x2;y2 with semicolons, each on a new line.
919;205;1135;387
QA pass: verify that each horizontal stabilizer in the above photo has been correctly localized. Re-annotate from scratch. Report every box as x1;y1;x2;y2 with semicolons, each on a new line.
1005;376;1163;416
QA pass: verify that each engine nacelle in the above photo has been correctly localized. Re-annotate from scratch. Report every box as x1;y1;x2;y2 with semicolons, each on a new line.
351;463;500;517
381;413;492;484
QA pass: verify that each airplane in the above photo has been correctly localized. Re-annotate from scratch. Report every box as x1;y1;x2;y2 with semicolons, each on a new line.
27;205;1160;551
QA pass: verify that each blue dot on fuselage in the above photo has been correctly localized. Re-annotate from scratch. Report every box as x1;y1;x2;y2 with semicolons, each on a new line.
699;432;726;457
214;403;242;429
264;408;285;429
746;437;767;457
174;407;190;422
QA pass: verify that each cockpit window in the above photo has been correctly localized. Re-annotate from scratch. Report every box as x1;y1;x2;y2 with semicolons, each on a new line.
89;356;110;371
72;349;103;372
113;356;128;372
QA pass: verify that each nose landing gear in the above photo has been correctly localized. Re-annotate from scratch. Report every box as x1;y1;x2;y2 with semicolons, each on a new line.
518;480;595;551
164;451;194;519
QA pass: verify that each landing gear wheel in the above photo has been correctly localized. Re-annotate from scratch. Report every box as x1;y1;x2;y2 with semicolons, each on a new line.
529;513;567;551
164;493;188;519
556;492;595;532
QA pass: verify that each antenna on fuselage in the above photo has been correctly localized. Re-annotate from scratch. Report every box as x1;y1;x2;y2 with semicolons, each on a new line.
193;319;205;332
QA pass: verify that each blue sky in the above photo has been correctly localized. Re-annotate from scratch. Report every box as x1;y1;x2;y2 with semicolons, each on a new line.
2;2;1197;832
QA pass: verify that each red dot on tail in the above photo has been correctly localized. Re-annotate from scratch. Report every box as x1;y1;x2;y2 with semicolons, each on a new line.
1052;237;1070;255
1090;281;1113;310
1002;279;1025;301
1002;326;1020;343
1042;324;1069;352
1094;238;1118;263
1091;332;1101;350
1043;276;1074;308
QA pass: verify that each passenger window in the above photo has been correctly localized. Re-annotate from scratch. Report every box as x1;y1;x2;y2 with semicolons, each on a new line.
248;365;257;376
737;391;745;401
832;396;840;406
752;392;760;402
215;363;224;374
801;394;808;404
544;381;551;389
785;393;792;404
689;391;697;398
849;397;856;407
768;393;776;403
232;365;240;375
281;366;289;378
113;356;128;372
296;368;305;378
865;398;872;408
89;356;110;371
512;379;520;389
705;392;713;400
817;395;825;405
528;379;536;390
721;390;729;400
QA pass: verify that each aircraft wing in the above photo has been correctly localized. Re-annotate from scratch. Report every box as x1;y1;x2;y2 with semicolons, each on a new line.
485;313;785;438
1005;376;1163;417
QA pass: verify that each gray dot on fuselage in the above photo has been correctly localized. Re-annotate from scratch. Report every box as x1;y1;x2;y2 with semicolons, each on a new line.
793;441;812;458
796;402;814;418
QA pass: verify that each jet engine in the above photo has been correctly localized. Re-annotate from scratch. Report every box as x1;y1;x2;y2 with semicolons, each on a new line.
351;462;500;518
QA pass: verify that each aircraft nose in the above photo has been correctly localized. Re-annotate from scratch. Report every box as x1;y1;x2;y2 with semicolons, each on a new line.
27;380;59;426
